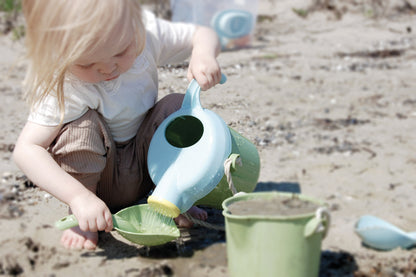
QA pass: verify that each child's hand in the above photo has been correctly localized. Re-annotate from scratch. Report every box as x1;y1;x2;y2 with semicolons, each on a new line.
69;191;113;233
188;26;222;91
187;53;221;91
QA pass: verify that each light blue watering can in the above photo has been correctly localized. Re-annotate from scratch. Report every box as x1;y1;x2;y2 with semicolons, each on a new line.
147;75;260;218
211;9;254;39
211;9;254;49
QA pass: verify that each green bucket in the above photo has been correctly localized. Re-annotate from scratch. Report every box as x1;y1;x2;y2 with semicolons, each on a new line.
222;192;330;277
195;128;260;209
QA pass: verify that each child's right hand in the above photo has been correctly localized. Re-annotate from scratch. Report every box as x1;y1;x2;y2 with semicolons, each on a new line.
69;191;113;233
13;121;113;233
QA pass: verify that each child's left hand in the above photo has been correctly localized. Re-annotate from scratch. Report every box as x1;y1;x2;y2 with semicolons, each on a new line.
187;54;221;91
187;26;222;91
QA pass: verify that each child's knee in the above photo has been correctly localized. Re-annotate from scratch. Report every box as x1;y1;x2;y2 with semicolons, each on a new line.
49;110;112;175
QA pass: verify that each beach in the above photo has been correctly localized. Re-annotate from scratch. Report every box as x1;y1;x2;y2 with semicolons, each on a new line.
1;0;416;276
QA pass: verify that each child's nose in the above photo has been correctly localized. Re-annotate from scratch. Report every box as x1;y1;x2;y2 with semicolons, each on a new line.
98;63;117;75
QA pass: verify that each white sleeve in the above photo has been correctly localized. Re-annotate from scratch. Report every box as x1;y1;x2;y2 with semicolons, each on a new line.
144;10;195;66
28;82;92;126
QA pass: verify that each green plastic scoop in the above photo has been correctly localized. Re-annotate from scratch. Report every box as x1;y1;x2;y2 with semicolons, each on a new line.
55;204;180;246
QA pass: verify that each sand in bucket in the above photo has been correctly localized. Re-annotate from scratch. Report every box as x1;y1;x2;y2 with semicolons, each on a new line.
227;195;320;217
223;192;330;277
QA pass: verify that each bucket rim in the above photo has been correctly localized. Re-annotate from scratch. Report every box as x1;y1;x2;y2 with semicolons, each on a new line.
222;191;326;220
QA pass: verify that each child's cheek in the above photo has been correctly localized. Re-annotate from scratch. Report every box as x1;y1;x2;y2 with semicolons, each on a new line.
70;68;101;83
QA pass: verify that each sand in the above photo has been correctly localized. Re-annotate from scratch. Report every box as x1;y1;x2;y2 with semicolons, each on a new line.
1;0;415;276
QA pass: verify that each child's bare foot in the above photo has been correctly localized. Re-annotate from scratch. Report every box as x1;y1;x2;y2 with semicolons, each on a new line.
174;206;208;228
60;226;98;250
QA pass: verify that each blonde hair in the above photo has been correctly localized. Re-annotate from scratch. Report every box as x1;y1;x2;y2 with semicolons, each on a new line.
22;0;145;123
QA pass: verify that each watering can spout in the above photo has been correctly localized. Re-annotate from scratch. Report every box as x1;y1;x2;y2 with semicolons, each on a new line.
148;195;181;218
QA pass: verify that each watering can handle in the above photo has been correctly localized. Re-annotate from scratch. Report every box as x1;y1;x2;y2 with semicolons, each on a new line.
181;74;227;110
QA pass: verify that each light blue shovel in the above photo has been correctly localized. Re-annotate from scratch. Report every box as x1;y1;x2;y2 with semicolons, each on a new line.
355;215;416;251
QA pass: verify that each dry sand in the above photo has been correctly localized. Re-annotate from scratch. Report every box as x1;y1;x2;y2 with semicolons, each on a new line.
1;0;416;276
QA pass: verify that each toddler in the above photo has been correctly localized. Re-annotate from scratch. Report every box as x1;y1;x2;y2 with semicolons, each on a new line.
13;0;222;250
